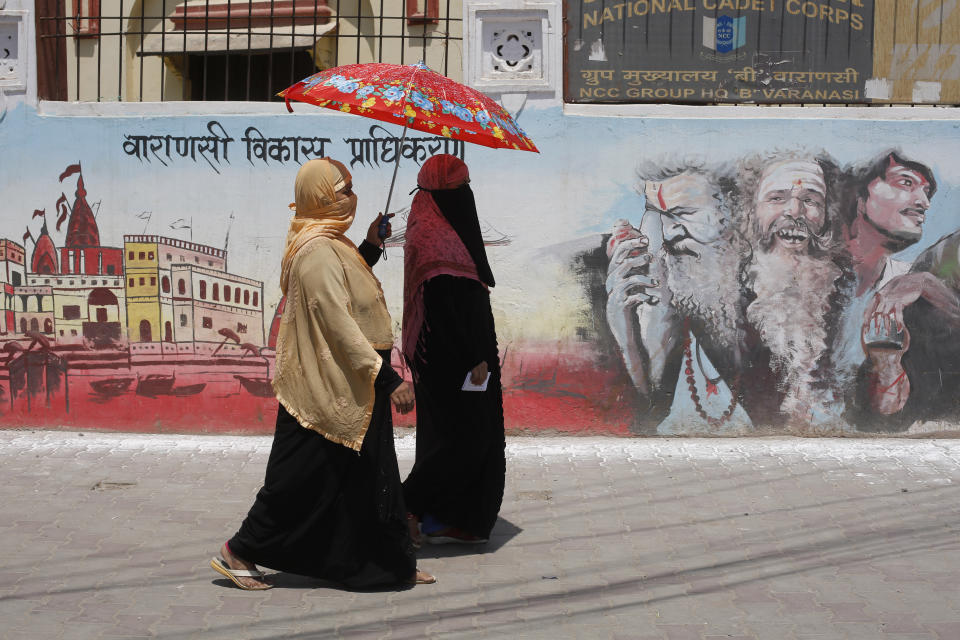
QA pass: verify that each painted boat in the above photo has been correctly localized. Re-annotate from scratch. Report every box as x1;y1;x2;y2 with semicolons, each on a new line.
169;383;206;397
136;373;176;397
90;377;135;396
234;375;274;398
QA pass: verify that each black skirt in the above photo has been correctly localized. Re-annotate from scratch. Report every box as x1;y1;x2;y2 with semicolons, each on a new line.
228;360;415;588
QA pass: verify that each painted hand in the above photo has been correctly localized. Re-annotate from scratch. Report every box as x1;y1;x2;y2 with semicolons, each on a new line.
605;220;661;395
606;220;659;328
864;272;929;335
860;306;910;415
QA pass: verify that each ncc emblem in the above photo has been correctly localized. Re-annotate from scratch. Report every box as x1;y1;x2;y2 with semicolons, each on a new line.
702;15;746;53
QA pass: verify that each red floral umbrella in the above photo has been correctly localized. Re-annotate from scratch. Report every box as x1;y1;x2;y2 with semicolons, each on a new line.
279;61;539;219
279;61;539;153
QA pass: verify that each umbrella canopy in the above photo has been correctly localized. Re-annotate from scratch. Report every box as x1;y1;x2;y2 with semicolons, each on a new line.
279;61;539;153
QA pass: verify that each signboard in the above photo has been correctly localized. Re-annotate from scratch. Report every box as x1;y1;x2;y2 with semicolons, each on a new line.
565;0;876;103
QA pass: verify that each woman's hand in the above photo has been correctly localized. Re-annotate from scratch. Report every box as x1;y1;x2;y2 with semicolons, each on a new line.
390;381;415;414
366;213;394;245
470;361;488;386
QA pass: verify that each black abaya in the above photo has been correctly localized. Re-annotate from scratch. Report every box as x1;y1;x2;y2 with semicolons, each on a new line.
228;350;414;588
228;241;415;588
402;274;506;539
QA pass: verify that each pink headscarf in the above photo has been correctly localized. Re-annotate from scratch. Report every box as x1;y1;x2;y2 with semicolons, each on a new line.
401;155;483;364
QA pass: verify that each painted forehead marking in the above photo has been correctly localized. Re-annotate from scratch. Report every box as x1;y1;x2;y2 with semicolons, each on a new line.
644;181;664;211
760;161;825;192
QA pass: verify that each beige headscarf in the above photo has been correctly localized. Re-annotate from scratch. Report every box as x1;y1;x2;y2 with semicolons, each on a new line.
280;158;360;295
273;158;395;450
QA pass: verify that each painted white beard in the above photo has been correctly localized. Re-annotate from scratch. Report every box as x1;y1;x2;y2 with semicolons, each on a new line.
664;244;742;351
746;250;840;421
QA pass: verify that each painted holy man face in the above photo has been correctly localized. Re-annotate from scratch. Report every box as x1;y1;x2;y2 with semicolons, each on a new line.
644;172;724;259
754;159;827;254
860;159;932;244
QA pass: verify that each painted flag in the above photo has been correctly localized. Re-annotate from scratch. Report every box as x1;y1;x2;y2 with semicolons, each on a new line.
224;212;235;250
702;15;746;53
55;193;70;231
135;211;152;220
59;163;82;182
170;218;192;229
32;209;45;219
23;229;31;242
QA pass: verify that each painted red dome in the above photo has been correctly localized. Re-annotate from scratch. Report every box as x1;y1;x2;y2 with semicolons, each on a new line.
64;176;100;248
32;224;58;275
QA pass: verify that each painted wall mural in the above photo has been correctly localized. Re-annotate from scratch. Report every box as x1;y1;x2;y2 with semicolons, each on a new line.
1;103;958;435
572;149;960;435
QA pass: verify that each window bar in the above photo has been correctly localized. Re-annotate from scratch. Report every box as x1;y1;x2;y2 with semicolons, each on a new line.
332;4;339;67
96;0;103;100
420;0;427;65
443;0;450;75
55;4;63;100
268;0;276;101
246;0;253;100
118;0;125;100
400;1;405;65
312;0;319;70
160;0;166;99
182;0;189;98
377;0;385;63
75;3;81;100
224;0;232;100
202;0;211;100
290;0;297;88
892;0;899;99
356;0;361;66
139;0;145;101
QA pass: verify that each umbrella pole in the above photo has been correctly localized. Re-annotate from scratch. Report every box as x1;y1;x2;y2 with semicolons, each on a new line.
377;121;410;260
383;120;410;217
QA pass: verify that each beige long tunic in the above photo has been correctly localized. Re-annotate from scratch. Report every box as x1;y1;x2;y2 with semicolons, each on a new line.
272;236;395;451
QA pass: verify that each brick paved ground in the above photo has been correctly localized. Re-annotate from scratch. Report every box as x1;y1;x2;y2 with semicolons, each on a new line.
1;430;959;639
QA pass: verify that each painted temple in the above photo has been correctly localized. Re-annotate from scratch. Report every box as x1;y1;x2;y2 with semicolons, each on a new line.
0;166;279;416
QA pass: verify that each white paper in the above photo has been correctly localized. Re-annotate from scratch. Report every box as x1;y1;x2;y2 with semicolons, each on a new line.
461;371;491;392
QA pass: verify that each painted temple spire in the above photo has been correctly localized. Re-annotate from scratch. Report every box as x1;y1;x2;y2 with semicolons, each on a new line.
61;163;100;248
31;218;59;275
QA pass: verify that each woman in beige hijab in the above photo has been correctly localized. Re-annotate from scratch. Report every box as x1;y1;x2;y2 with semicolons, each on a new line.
211;158;435;589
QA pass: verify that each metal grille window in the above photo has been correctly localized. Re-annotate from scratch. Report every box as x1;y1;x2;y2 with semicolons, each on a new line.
36;0;463;102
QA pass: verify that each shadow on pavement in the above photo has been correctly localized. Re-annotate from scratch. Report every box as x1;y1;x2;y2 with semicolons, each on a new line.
416;516;523;558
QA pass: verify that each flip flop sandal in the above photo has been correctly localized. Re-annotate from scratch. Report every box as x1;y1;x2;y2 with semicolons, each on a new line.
408;569;437;585
210;557;273;590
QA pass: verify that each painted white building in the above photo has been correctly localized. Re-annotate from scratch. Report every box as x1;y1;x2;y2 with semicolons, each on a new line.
124;235;264;346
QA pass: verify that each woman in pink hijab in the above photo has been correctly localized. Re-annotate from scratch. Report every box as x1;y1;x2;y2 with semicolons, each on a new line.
401;154;505;545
